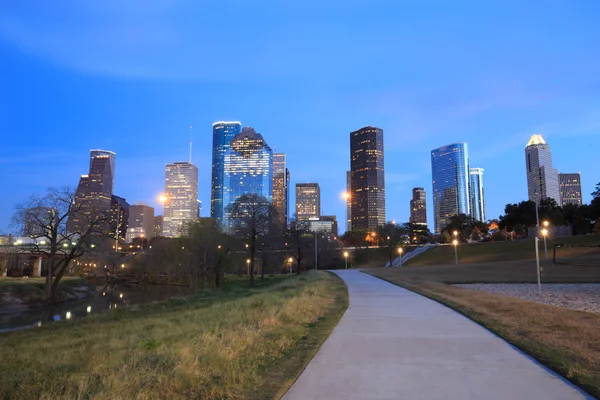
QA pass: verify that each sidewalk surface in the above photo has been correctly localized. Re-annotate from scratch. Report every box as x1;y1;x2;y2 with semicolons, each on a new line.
283;270;593;400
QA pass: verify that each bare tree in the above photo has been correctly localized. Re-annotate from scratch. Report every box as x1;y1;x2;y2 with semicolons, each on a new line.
12;187;110;301
225;194;273;287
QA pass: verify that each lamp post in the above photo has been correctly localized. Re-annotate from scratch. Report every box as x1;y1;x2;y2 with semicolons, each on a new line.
343;251;349;269
288;257;293;274
246;259;250;276
140;233;144;251
398;247;403;267
452;239;458;265
542;221;549;259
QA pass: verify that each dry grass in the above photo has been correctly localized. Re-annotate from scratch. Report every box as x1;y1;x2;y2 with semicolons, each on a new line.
369;264;600;398
0;271;348;400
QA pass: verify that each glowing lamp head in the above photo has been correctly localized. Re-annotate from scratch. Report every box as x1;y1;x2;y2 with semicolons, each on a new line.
159;194;168;203
541;228;548;237
398;248;403;254
343;251;349;258
453;239;458;246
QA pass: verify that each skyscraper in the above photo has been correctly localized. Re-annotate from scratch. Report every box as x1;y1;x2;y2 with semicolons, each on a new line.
126;204;155;242
346;171;352;232
222;127;273;230
525;134;561;206
295;183;320;221
559;173;583;206
211;121;242;224
110;195;129;243
154;215;163;237
469;168;486;223
350;126;385;231
272;153;290;227
67;149;116;233
163;162;199;237
431;143;470;234
409;188;427;225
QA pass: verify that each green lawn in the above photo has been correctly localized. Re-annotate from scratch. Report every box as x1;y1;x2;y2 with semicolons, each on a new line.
0;271;348;400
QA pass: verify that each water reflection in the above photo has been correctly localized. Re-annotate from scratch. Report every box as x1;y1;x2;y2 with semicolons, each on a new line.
0;284;192;332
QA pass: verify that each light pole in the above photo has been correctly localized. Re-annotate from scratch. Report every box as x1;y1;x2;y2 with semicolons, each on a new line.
140;233;144;251
288;257;293;274
452;239;458;265
343;251;349;269
535;237;542;295
542;221;549;259
246;259;250;276
398;247;403;267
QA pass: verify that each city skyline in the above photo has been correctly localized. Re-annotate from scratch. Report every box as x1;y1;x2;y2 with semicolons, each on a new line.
2;2;599;233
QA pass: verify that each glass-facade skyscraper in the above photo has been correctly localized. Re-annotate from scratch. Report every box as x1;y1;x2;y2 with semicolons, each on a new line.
295;183;320;221
163;162;199;237
350;126;386;231
431;143;470;234
211;121;242;224
409;187;427;225
222;127;273;231
525;134;561;206
469;168;486;223
272;153;290;228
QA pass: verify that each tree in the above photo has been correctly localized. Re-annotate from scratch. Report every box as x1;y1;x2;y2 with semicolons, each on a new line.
225;194;273;287
12;187;110;301
287;215;310;275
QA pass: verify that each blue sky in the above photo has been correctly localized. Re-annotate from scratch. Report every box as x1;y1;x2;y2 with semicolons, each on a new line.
1;0;599;234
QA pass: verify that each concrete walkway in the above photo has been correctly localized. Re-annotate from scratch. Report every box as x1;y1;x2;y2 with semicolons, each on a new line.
283;270;593;400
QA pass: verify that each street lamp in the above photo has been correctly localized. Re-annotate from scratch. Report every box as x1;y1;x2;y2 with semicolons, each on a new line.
246;259;251;275
398;247;403;267
453;230;458;238
541;228;549;259
343;251;349;269
140;233;144;251
288;257;293;274
452;239;459;265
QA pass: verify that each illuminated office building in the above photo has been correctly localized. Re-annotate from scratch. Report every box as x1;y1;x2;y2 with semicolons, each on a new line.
469;168;486;223
211;121;242;224
525;134;560;206
350;126;385;231
346;171;352;232
126;204;155;242
222;127;273;230
559;173;583;206
272;153;290;228
431;143;470;234
296;183;320;221
163;162;199;237
409;188;427;225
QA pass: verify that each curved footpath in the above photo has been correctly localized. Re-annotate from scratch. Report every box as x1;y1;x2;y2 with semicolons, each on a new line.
283;270;593;400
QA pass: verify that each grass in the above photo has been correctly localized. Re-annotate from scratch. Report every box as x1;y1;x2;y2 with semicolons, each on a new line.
0;277;89;308
368;243;600;398
0;271;348;400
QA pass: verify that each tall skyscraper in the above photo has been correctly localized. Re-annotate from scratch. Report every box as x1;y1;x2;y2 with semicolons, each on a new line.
431;143;470;234
163;162;199;237
126;204;155;242
272;153;290;228
346;171;352;232
110;195;129;243
559;173;583;206
409;188;427;225
211;121;242;224
350;126;385;231
222;127;273;230
67;149;116;233
525;134;561;206
295;183;321;221
469;168;486;222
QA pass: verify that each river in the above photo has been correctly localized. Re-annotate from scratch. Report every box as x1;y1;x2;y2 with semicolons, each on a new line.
0;284;194;332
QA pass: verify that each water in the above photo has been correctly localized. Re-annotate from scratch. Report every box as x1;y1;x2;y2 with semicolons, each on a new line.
0;284;193;332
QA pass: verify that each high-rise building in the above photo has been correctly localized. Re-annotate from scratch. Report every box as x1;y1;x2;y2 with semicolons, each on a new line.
409;188;427;225
346;171;352;232
320;215;338;237
272;153;290;227
110;195;129;243
469;168;486;223
23;207;56;237
431;143;470;234
211;121;242;224
126;204;155;242
296;183;320;221
67;149;116;233
559;173;583;206
525;134;561;206
222;127;273;230
350;126;385;231
154;215;163;237
163;162;199;237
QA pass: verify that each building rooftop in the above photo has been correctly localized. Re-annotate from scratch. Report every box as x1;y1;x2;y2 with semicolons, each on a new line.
526;134;547;147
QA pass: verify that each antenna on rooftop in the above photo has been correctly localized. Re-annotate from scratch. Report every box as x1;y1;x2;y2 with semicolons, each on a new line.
189;125;193;163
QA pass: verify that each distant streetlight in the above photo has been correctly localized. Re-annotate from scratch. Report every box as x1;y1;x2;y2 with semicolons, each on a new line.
398;247;403;267
288;257;293;274
541;228;549;259
159;194;168;203
453;230;458;237
343;251;349;269
452;239;459;265
342;192;350;200
246;259;251;275
543;220;549;227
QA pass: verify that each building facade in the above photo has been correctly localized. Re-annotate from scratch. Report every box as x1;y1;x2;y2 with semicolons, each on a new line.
163;162;199;237
126;204;155;242
211;121;242;224
525;134;561;206
154;215;163;237
431;143;470;234
272;153;290;228
222;127;273;230
110;195;129;243
559;173;583;206
469;168;486;223
409;188;427;225
346;171;352;232
350;126;386;231
296;183;320;221
67;149;116;233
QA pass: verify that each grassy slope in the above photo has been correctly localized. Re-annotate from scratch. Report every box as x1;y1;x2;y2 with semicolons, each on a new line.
0;277;89;307
0;271;348;400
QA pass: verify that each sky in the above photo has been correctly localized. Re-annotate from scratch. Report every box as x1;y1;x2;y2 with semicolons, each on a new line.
1;0;599;234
